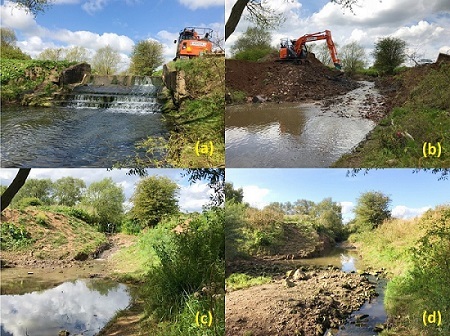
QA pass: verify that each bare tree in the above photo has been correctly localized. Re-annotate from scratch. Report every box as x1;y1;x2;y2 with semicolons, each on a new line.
1;169;31;212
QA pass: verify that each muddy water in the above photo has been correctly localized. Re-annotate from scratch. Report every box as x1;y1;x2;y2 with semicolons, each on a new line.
287;246;387;336
225;82;378;167
0;265;131;336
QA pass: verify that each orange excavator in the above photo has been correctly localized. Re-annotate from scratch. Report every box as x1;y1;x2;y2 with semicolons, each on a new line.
278;30;341;70
174;27;214;60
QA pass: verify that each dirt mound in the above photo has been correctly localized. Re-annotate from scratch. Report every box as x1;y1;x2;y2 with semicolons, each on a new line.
226;267;376;336
226;55;358;102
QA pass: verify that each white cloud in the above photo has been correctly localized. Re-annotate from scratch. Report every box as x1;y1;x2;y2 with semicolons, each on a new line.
82;0;109;15
242;185;270;209
339;201;355;215
178;182;212;212
178;0;223;10
439;46;450;54
392;205;431;219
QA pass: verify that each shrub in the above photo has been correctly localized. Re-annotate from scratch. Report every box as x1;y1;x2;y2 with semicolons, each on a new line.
0;222;33;249
68;207;95;224
17;197;43;208
35;212;48;227
121;218;144;235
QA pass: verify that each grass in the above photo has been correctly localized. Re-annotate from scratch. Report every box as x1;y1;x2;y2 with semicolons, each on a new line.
334;63;450;167
226;273;271;291
352;206;450;335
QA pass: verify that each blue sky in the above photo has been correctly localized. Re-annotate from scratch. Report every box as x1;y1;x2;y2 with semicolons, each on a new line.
225;0;450;64
1;0;224;67
226;169;450;221
0;168;214;212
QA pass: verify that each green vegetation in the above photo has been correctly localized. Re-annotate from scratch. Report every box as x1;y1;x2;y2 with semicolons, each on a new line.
129;40;164;76
350;206;450;335
351;191;392;232
226;273;271;291
1;27;31;60
91;45;121;75
0;58;74;104
231;25;277;61
334;63;450;167
132;57;225;167
373;37;407;75
0;222;33;250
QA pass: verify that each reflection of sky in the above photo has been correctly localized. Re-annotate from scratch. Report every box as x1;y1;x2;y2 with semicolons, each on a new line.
341;254;357;273
1;279;130;336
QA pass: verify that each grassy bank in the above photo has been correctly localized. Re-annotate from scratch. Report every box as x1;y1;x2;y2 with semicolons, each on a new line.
334;63;450;167
0;206;107;262
133;57;225;168
350;206;450;335
0;58;74;105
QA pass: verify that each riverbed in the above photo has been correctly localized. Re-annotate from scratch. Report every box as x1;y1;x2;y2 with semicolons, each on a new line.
0;265;131;336
225;81;381;167
0;106;168;167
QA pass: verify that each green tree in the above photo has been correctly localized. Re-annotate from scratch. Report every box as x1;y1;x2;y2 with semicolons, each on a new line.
53;177;86;206
9;0;51;16
129;40;164;76
131;176;179;227
82;178;125;231
373;37;407;75
354;191;391;231
313;198;344;240
316;41;339;66
340;41;366;74
231;25;275;61
37;48;65;61
225;182;244;203
0;27;30;60
91;45;121;75
12;178;54;206
64;46;89;63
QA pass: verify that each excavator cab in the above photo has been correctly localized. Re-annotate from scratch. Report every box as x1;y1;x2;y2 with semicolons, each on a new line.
279;38;308;63
174;27;213;60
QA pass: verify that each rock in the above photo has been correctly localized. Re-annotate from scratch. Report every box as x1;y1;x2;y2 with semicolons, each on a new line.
58;330;70;336
283;278;296;288
293;269;309;281
59;63;91;86
373;323;385;332
355;314;369;321
252;95;266;103
286;270;294;278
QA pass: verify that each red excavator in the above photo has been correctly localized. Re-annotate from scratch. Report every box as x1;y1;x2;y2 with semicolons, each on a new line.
278;30;341;70
174;27;214;60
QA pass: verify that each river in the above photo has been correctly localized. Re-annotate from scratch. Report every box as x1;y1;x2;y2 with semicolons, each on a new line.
225;81;381;167
1;106;168;167
0;265;131;336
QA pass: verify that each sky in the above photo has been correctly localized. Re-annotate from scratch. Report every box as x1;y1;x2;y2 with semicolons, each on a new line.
225;0;450;65
0;168;214;212
0;0;224;69
225;168;450;222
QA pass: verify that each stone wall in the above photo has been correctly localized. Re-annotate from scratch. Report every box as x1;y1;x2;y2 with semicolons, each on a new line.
59;63;91;86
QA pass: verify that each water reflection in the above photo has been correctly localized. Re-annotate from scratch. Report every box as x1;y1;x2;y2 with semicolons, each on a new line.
1;279;130;336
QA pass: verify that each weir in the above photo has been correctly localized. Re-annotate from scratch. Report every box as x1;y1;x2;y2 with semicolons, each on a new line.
59;75;163;113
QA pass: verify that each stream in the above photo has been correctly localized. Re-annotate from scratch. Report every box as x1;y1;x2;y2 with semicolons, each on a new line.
225;81;380;167
0;265;132;336
286;246;388;335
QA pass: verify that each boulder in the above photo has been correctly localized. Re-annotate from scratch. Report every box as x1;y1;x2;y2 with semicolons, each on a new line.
59;63;91;86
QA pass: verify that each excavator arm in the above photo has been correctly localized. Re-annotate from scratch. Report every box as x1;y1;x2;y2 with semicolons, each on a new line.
279;30;341;70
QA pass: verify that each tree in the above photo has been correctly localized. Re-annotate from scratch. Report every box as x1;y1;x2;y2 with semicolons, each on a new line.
38;48;65;61
65;46;89;63
12;178;54;206
130;40;164;76
340;41;366;74
91;45;121;75
225;0;360;41
0;169;31;212
373;37;407;75
316;41;339;66
231;25;272;54
354;191;391;231
313;198;344;240
225;182;244;203
0;27;30;60
53;177;86;206
131;176;179;227
82;178;125;230
9;0;51;16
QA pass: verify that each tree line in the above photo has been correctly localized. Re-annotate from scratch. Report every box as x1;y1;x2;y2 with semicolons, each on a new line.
0;175;180;233
1;27;164;76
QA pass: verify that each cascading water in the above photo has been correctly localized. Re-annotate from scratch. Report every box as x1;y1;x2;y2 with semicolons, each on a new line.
61;76;162;113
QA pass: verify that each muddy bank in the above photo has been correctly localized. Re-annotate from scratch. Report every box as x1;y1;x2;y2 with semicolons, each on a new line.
226;57;358;102
226;266;377;336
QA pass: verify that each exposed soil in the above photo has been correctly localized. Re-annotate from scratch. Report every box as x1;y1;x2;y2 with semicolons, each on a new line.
226;54;359;102
226;265;377;336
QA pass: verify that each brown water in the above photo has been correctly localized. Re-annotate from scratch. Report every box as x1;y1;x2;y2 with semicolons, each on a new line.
0;263;131;336
225;82;379;167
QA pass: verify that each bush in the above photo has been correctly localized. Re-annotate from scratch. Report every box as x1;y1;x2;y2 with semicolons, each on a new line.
234;47;276;62
17;197;42;208
35;212;48;227
67;207;95;224
121;218;144;235
141;209;224;322
0;222;33;249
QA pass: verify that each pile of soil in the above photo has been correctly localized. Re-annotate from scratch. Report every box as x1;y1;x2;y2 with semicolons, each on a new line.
226;54;358;102
226;266;377;336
